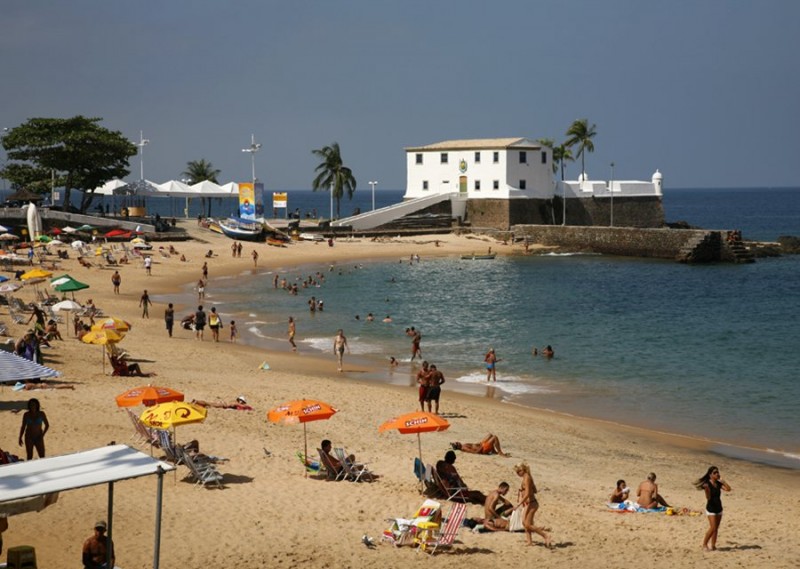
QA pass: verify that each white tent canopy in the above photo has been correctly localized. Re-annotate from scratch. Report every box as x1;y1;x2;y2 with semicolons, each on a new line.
91;179;240;198
0;444;175;569
92;179;129;196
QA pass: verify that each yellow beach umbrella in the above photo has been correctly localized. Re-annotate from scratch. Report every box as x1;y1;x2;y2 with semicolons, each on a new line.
20;268;53;280
81;329;123;372
141;401;208;473
91;317;133;333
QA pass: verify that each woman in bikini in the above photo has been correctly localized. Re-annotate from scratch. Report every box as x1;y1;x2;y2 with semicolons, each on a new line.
450;434;510;457
18;398;50;460
695;466;732;551
513;462;552;548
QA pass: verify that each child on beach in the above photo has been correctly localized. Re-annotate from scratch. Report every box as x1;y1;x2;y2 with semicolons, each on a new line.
229;321;238;342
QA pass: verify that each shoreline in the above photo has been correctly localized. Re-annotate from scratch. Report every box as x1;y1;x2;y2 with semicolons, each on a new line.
156;230;799;469
3;224;799;568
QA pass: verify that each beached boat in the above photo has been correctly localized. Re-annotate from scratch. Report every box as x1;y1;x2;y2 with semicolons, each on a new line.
460;253;496;260
206;219;224;235
218;217;264;241
267;237;287;248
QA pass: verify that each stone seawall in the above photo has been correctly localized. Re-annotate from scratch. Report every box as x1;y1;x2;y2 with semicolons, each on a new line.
466;196;664;230
511;225;714;260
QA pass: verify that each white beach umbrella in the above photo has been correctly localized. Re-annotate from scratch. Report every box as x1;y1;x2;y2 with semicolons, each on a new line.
71;240;85;249
53;299;82;312
0;224;8;233
62;226;78;234
0;283;22;294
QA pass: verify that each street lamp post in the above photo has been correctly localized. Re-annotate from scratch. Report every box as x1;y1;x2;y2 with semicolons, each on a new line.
134;130;150;180
241;134;262;185
369;180;378;211
609;161;615;227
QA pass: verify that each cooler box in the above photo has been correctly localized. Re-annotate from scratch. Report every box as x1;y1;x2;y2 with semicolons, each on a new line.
6;545;36;569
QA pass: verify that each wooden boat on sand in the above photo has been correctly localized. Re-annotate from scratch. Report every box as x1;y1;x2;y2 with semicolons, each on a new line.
460;253;497;260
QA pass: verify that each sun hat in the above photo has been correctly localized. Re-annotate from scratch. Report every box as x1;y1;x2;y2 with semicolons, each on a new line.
236;395;246;404
95;520;107;530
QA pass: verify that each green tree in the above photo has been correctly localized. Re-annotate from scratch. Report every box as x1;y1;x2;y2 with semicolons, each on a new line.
538;138;574;180
311;142;356;218
564;119;597;179
1;116;136;212
182;159;221;216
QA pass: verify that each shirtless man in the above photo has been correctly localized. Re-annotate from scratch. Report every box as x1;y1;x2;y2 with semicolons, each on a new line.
426;364;445;414
82;520;115;569
288;317;297;351
416;361;432;411
483;482;513;531
408;326;422;361
636;472;670;509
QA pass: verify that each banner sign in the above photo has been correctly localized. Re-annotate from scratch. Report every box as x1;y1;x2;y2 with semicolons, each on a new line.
272;192;287;209
238;183;256;220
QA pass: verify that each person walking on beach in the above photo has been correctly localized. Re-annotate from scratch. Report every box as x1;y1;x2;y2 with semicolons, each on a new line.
201;261;208;281
252;249;258;267
111;270;121;294
513;462;552;548
288;316;297;351
231;242;237;258
197;279;205;300
208;307;223;342
164;303;175;338
695;466;731;552
333;329;349;372
237;242;243;257
229;320;238;342
18;398;49;460
144;255;152;276
484;348;499;382
194;305;206;341
139;290;152;318
408;326;422;361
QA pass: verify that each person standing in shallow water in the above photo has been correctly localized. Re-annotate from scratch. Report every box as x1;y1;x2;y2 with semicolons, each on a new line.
695;466;732;552
333;329;348;372
484;348;498;382
288;317;297;351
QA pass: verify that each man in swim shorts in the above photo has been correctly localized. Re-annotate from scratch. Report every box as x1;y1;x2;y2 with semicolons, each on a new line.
416;361;431;411
426;364;445;414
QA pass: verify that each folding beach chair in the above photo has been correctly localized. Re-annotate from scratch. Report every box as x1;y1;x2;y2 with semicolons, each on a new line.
333;447;374;482
317;448;347;481
381;499;442;547
432;469;469;503
296;451;323;475
176;446;225;489
126;409;158;447
416;502;467;555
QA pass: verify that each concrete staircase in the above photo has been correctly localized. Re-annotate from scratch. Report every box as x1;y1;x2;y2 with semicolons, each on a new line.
331;193;461;231
677;231;755;263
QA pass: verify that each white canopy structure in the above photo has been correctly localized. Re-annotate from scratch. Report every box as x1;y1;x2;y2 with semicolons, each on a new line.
92;179;129;196
0;444;175;569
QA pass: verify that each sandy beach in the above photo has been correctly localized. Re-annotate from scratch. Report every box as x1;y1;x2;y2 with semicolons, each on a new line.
1;224;798;569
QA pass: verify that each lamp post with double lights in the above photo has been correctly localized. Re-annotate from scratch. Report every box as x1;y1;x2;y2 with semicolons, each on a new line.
369;180;378;211
134;131;149;180
241;134;262;185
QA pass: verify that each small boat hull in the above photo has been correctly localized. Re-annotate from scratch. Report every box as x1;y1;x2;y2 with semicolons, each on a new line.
219;218;264;241
460;253;496;260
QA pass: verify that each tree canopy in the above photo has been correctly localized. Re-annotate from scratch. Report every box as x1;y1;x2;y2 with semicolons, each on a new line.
182;159;220;184
1;116;137;212
564;119;597;179
311;142;356;219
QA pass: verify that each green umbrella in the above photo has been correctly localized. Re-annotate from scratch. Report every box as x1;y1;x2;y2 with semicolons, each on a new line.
50;274;90;299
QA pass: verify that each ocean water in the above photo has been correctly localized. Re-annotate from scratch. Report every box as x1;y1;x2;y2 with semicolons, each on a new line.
195;187;800;465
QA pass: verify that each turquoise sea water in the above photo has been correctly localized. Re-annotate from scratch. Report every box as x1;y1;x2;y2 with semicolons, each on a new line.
175;187;800;465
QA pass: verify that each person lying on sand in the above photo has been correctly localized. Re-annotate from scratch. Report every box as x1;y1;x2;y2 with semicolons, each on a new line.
13;381;75;392
450;434;510;457
192;396;253;411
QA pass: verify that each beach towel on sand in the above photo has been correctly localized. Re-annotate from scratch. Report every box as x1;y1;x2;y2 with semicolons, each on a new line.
607;500;666;513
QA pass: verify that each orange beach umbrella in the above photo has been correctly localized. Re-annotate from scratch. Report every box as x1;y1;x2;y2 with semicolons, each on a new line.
379;411;450;487
116;385;185;408
268;399;338;475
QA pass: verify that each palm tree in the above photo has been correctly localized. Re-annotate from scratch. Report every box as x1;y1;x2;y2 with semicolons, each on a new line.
538;138;574;180
182;159;221;216
564;119;597;179
311;142;356;219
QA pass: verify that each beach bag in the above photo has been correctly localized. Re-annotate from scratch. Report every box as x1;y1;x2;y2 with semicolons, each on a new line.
508;508;524;532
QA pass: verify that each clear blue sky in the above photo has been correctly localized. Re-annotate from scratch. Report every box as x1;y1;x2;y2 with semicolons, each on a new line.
2;1;798;190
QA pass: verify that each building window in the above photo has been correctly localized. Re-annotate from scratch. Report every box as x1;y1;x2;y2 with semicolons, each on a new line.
415;153;423;165
422;180;429;191
474;151;481;163
519;180;527;190
541;151;547;164
519;151;527;164
440;153;448;164
474;180;481;191
493;151;499;163
493;180;499;190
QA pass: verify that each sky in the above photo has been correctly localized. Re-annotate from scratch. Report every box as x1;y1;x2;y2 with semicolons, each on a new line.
2;1;799;191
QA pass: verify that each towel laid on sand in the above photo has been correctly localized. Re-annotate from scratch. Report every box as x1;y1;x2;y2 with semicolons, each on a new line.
607;500;666;513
